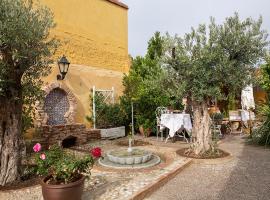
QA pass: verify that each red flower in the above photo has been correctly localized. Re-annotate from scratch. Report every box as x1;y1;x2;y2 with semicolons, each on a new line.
91;147;102;158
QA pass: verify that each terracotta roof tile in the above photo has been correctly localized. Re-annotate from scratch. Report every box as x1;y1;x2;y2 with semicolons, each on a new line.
106;0;128;9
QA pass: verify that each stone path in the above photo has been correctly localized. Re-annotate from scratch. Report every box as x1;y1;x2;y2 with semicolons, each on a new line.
82;144;191;200
146;136;270;200
3;136;268;200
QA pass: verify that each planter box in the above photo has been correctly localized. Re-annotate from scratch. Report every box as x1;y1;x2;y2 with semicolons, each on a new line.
100;126;125;139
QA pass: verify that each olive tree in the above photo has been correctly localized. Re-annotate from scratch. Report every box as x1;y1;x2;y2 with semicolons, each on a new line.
164;13;268;155
0;0;57;185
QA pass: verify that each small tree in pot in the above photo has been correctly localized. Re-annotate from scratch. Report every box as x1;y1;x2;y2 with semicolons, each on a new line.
33;143;101;200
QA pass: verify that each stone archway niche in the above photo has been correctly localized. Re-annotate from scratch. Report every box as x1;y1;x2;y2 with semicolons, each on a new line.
44;88;70;125
35;82;101;147
35;82;77;127
35;82;83;146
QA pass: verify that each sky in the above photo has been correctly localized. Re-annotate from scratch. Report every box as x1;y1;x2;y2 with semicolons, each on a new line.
122;0;270;57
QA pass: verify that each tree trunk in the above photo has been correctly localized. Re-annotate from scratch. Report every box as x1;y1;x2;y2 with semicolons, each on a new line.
191;101;212;155
0;94;23;185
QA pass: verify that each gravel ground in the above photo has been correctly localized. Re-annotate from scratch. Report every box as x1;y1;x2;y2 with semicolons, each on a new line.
146;136;270;200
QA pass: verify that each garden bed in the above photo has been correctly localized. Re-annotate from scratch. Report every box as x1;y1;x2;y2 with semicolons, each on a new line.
176;148;230;159
116;139;152;147
100;126;125;139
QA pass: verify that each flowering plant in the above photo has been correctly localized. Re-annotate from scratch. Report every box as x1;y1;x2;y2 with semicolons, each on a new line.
33;143;102;184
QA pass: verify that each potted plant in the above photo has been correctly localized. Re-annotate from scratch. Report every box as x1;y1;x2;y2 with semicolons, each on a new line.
137;116;153;137
33;143;101;200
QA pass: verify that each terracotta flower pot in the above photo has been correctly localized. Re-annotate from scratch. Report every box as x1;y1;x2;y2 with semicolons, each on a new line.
139;126;151;137
41;175;85;200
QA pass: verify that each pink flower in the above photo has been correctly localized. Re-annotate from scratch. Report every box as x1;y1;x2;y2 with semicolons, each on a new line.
33;143;41;152
40;153;46;160
91;147;102;158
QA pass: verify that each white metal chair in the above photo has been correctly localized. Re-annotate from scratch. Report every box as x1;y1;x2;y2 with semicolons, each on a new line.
210;113;223;138
155;107;168;141
212;124;222;138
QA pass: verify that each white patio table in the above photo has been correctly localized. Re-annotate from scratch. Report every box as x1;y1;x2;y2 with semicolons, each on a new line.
160;113;192;143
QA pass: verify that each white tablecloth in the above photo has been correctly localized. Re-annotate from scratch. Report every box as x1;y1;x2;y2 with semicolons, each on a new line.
240;110;255;122
160;113;192;137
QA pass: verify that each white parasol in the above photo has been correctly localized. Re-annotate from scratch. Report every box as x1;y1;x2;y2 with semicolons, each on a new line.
241;85;255;110
241;85;255;125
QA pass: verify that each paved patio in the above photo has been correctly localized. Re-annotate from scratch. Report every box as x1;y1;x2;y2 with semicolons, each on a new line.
146;136;270;200
1;136;269;200
0;136;191;200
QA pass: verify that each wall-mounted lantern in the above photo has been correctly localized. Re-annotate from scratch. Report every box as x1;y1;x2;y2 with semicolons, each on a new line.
57;55;70;80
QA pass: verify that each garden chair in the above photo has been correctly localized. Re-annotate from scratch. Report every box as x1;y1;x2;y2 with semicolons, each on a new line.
211;123;222;139
210;113;223;138
155;107;169;140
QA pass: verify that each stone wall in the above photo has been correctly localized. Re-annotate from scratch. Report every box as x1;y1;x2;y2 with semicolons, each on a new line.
40;65;125;127
39;124;101;146
87;129;102;141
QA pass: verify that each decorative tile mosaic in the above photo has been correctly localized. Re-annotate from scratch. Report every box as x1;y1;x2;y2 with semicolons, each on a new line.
44;88;70;125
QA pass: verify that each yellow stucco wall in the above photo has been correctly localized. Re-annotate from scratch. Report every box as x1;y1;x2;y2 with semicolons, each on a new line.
40;0;129;72
31;0;129;130
43;64;125;127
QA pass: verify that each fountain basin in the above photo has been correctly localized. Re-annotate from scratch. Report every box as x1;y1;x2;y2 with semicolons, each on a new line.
106;148;152;165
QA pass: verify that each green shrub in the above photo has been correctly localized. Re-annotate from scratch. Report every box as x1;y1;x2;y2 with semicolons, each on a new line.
121;32;183;132
251;103;270;146
33;144;101;184
251;57;270;146
210;112;223;124
87;94;126;129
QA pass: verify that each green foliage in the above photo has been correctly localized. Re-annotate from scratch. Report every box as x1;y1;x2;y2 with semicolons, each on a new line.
164;13;268;104
35;145;63;176
121;32;182;131
34;145;96;184
227;93;237;111
160;13;268;153
259;56;270;92
252;57;270;146
147;32;164;60
22;83;45;133
86;94;126;129
0;0;58;132
252;102;270;146
211;112;223;124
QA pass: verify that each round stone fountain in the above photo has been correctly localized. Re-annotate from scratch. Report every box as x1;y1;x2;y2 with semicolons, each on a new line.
99;137;160;169
107;148;152;165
